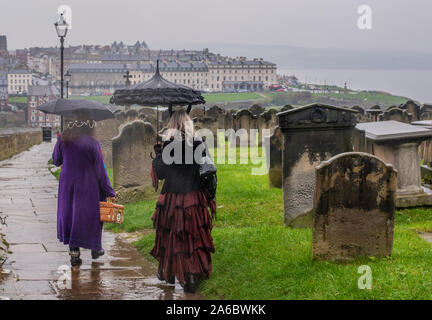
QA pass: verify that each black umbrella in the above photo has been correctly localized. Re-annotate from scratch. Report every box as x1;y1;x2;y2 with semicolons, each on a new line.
37;99;115;121
110;60;206;143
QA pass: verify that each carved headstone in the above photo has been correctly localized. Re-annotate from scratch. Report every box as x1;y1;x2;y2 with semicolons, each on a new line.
313;152;397;261
278;103;358;227
112;120;156;203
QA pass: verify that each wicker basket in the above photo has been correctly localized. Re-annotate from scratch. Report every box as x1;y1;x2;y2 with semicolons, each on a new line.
100;199;124;224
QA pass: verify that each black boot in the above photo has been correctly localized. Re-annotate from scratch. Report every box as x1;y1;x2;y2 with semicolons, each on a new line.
69;247;82;267
184;275;198;293
91;249;105;259
157;271;175;284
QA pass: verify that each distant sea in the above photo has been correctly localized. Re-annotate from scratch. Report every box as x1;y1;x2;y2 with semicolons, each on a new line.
278;68;432;104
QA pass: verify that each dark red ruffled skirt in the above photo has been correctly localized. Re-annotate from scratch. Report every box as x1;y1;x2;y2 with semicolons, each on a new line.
150;191;215;286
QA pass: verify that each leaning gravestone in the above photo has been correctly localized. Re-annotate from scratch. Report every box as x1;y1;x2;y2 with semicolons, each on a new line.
312;152;397;261
112;120;156;203
277;103;358;227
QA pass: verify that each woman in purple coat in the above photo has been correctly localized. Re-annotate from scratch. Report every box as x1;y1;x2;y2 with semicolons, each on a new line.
52;117;115;266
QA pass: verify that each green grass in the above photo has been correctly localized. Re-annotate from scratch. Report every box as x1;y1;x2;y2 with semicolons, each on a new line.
110;145;432;299
71;92;265;105
70;95;112;104
202;92;263;103
9;96;28;104
53;145;432;299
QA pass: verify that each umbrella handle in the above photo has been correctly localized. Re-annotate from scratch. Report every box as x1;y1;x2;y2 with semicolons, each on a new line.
150;151;156;160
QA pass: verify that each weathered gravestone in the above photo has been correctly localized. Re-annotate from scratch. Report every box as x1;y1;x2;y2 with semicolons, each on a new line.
112;120;156;203
379;107;412;123
233;109;258;147
266;126;283;188
189;106;205;119
277;103;358;227
312;152;397;261
94;118;122;167
400;100;421;122
249;104;265;117
258;109;278;147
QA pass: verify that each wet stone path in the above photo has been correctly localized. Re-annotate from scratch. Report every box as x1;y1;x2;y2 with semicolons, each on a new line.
0;141;200;300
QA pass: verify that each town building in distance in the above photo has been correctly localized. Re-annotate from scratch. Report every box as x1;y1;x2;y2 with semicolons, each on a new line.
22;42;277;95
7;69;32;94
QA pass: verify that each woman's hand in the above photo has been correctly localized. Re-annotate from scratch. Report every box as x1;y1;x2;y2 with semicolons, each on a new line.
107;196;116;203
154;143;162;156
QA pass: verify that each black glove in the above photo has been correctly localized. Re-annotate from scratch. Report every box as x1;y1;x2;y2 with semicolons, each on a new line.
154;143;162;156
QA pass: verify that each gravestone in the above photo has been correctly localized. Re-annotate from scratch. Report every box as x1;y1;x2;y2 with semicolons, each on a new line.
379;107;412;123
350;105;368;123
277;103;358;227
401;100;421;122
125;109;139;121
313;152;397;261
94;118;122;167
224;109;235;130
412;120;432;167
249;104;264;117
233;109;258;147
365;105;382;122
257;109;278;147
112;120;156;203
266;126;283;188
356;120;432;207
189;106;205;119
281;105;294;112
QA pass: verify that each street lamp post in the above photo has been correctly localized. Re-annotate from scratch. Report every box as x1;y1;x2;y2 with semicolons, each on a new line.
65;70;71;99
54;13;69;131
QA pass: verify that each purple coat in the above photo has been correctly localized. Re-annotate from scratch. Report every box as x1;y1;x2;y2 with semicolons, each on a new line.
53;135;115;251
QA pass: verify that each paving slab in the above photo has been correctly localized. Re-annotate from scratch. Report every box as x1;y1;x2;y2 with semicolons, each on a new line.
0;141;195;300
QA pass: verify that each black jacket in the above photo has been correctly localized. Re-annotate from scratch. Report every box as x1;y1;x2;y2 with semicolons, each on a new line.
153;138;206;194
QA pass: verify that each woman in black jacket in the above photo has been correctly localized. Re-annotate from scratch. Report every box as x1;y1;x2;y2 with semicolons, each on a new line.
151;108;216;293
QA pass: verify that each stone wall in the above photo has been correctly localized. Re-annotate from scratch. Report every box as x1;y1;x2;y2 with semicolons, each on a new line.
0;128;42;161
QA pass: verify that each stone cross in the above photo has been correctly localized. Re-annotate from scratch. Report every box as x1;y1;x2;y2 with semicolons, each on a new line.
123;70;133;87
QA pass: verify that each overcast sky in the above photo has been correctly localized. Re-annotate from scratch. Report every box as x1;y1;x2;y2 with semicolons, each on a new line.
1;0;431;53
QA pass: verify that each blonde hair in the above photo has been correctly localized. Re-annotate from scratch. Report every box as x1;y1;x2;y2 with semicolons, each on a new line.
165;108;194;143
